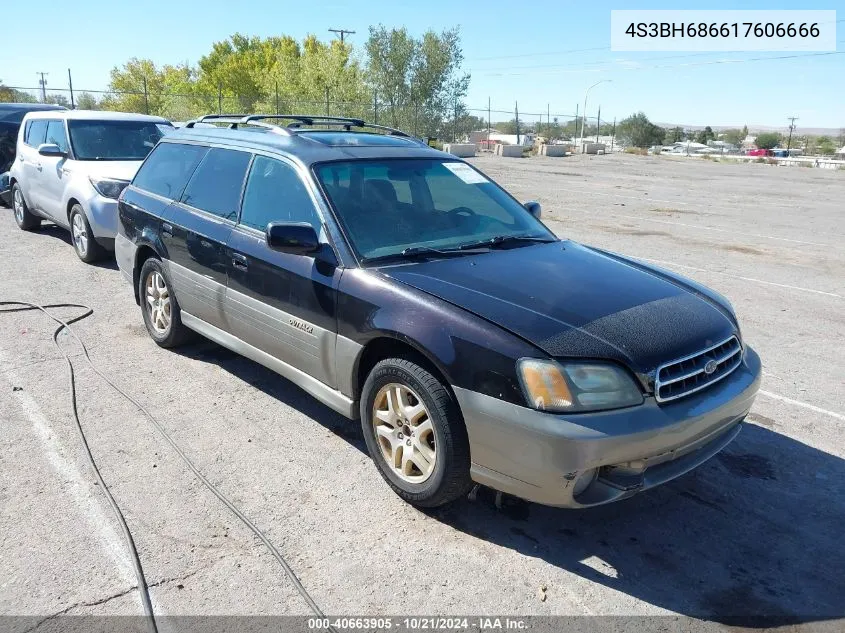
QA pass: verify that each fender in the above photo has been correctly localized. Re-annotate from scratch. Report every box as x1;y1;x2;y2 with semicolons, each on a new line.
336;268;543;406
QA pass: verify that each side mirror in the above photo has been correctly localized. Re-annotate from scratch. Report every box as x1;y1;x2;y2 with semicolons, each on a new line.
523;200;542;220
266;221;320;255
37;143;67;158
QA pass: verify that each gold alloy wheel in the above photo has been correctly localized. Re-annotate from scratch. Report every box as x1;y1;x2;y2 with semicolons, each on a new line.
372;383;436;483
145;271;172;334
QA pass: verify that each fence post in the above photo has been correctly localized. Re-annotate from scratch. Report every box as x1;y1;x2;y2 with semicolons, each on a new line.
142;76;149;114
67;68;75;109
373;90;378;125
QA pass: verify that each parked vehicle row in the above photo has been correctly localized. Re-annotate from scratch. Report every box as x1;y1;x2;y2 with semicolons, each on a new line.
7;110;762;509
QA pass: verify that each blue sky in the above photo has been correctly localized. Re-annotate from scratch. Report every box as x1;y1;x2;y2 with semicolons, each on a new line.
2;0;842;128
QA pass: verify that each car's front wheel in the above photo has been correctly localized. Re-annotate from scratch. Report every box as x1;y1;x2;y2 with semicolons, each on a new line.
12;184;41;231
138;257;193;348
361;358;472;507
69;204;107;263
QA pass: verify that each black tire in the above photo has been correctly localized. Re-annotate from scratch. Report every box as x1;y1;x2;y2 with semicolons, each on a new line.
69;204;108;263
138;257;193;348
12;183;41;231
361;357;472;507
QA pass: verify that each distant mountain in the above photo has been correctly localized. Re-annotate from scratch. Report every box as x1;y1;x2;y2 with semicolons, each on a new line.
656;123;843;136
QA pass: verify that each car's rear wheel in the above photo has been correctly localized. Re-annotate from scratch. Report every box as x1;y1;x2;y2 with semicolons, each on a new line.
138;257;193;348
69;204;107;263
361;358;472;507
12;184;41;231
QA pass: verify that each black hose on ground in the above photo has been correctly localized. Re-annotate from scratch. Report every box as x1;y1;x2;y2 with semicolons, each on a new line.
1;301;334;632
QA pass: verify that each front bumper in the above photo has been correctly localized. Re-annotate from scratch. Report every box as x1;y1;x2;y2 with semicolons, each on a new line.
0;172;10;206
455;346;762;508
83;193;119;244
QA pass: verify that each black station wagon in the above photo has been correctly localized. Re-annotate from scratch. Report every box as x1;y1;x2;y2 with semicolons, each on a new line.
116;114;761;508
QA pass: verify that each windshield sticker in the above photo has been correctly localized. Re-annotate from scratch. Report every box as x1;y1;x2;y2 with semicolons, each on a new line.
444;162;488;184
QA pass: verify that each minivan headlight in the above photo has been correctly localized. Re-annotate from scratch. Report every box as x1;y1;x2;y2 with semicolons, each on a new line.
517;359;643;413
89;177;130;200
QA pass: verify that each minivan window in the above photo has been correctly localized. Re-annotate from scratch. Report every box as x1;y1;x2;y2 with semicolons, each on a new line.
180;148;252;221
132;142;208;199
240;156;320;232
25;120;48;148
45;120;69;154
68;120;171;161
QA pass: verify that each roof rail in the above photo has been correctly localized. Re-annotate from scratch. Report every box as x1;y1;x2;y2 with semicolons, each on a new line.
186;113;415;139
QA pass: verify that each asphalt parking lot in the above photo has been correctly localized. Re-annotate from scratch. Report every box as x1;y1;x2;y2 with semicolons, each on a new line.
1;153;843;628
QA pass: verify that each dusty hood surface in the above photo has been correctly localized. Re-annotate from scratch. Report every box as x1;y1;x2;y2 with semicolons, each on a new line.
379;240;737;374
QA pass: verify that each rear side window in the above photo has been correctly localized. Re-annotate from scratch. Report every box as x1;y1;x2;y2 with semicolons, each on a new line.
25;120;48;147
180;148;251;221
45;121;69;153
240;156;320;232
132;142;207;200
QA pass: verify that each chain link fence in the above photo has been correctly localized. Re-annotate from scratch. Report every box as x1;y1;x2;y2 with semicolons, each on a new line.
7;85;605;144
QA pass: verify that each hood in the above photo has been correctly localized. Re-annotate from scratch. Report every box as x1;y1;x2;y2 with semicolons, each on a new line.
70;160;143;182
379;241;737;374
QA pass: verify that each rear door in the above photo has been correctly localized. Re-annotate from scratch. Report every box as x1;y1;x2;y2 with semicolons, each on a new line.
18;118;48;210
226;154;341;388
38;119;72;221
162;146;252;330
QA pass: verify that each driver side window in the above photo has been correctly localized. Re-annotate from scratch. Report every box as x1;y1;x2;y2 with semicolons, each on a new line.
240;156;321;232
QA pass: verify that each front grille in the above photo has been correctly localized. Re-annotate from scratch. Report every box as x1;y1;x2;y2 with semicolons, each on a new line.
655;336;742;403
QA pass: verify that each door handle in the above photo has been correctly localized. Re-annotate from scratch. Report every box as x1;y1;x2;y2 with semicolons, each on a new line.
232;253;248;271
161;222;173;237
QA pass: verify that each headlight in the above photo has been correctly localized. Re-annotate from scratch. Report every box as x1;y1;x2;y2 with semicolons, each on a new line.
89;177;130;200
517;359;643;413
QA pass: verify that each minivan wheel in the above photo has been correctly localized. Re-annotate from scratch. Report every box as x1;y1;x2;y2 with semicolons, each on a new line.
69;205;107;263
12;184;41;231
138;257;193;348
361;358;472;507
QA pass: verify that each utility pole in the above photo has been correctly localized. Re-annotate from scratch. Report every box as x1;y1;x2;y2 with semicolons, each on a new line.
328;28;355;43
514;101;520;146
67;69;75;109
547;103;550;138
142;76;149;114
611;117;616;152
487;97;491;150
36;72;49;102
786;116;798;151
574;103;578;144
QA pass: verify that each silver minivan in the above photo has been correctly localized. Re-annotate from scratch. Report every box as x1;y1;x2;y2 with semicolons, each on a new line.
9;110;172;262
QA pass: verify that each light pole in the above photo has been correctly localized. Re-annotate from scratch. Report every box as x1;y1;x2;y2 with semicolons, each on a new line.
579;79;611;153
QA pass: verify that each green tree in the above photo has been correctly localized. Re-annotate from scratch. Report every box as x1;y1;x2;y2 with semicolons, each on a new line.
0;81;36;103
754;132;780;150
616;112;665;148
696;126;715;144
75;92;101;110
665;126;684;143
816;135;836;155
365;25;469;138
721;128;744;146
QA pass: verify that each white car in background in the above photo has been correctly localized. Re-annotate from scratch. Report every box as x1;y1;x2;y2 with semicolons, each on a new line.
9;110;172;262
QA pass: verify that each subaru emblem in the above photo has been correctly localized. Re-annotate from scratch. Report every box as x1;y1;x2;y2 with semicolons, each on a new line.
704;359;718;375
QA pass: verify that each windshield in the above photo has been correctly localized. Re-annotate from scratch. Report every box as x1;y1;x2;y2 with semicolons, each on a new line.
68;120;172;161
314;159;555;261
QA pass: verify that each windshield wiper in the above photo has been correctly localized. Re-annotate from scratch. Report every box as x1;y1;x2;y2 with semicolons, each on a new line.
458;234;557;250
362;245;489;264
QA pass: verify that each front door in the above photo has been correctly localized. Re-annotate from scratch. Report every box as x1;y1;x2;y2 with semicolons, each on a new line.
38;119;72;222
161;146;252;330
18;119;48;211
226;154;341;388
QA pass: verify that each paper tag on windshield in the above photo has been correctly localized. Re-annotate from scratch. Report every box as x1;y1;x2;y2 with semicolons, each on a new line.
444;162;488;184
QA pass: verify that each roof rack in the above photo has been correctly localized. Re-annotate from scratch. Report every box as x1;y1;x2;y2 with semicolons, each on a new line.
184;113;414;139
